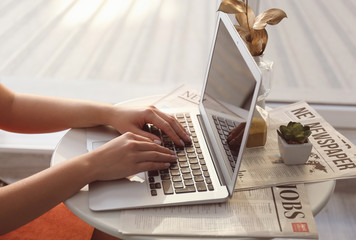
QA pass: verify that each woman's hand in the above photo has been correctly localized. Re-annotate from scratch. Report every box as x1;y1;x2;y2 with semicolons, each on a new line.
107;105;191;146
88;132;177;181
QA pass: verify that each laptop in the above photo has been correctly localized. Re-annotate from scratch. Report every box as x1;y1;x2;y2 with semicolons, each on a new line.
88;12;262;211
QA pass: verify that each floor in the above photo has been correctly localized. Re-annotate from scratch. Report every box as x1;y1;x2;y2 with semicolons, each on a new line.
1;0;356;239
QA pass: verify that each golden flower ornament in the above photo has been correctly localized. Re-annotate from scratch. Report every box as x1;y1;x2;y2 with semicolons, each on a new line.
218;0;287;56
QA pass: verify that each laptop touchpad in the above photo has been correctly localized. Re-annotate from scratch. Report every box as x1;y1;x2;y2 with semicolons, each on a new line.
89;178;149;211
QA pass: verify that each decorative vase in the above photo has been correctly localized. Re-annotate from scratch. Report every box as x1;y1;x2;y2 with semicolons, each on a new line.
278;136;312;165
253;54;274;109
250;54;273;148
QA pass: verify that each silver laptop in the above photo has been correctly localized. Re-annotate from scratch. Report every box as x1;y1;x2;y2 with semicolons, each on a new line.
88;13;261;211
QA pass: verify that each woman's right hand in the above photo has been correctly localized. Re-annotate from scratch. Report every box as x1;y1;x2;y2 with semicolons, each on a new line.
87;132;177;182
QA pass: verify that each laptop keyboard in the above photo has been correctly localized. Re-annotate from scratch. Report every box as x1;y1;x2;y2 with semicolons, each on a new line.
143;113;214;197
212;115;239;171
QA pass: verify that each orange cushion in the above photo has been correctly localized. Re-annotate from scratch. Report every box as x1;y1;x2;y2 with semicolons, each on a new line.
0;203;94;240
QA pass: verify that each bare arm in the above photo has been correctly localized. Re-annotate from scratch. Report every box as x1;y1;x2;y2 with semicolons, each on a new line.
0;133;177;234
0;83;112;133
0;83;190;144
0;153;94;234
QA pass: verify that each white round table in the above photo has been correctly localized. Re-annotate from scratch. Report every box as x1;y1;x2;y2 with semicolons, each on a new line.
51;96;335;239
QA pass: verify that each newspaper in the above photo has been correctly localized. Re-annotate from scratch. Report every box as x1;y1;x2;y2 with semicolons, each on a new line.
153;84;201;109
236;101;356;190
155;85;356;191
119;184;318;239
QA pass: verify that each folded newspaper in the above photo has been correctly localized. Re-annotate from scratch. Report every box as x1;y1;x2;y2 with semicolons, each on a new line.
236;99;356;191
116;85;320;238
119;184;318;238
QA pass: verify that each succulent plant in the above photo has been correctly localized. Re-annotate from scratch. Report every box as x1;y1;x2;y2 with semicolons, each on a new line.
218;0;287;56
277;121;311;144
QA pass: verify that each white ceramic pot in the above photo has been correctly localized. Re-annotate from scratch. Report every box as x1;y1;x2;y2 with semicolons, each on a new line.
278;136;312;165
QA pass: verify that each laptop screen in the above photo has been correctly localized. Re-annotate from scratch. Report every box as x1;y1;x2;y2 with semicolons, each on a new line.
200;15;260;195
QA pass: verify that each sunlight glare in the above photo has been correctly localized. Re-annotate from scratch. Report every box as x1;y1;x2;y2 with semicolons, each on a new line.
94;0;132;25
63;0;104;25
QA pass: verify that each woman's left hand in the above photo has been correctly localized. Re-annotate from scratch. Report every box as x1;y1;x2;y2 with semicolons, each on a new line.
108;105;191;146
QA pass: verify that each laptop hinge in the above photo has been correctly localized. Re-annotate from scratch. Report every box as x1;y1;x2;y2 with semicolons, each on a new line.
197;114;226;187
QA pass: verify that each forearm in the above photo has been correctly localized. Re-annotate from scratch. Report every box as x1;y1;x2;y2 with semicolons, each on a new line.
0;153;97;235
2;92;114;133
0;84;190;145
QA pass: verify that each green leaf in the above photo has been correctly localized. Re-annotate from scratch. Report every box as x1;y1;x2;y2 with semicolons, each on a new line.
279;121;310;144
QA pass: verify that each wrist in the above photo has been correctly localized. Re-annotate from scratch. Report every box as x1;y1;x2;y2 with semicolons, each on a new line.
103;105;125;129
94;103;117;127
71;151;101;184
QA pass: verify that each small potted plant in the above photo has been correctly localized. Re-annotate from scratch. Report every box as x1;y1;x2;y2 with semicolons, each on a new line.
277;121;312;165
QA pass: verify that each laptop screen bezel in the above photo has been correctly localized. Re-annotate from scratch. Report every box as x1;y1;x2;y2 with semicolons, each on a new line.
199;13;262;196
